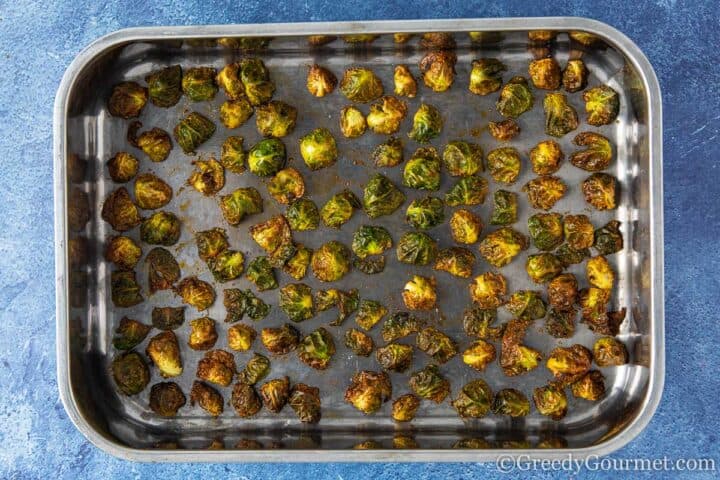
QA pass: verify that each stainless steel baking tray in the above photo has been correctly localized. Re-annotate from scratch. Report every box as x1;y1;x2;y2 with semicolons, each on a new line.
54;17;664;462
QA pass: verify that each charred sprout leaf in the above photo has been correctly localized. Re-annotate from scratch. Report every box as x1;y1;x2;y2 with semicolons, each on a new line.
279;283;314;322
394;65;417;98
307;64;337;97
174;112;216;154
583;85;620;126
256;101;297;138
208;250;245;282
367;96;408;135
469;58;506;95
355;299;388;331
523;175;567;210
190;381;223;416
449;209;483;245
382;312;422;342
469;272;507;309
311;241;351;282
500;319;542;376
112;351;150;395
239;58;275;105
408;104;442;144
289;383;321;423
493;388;530;417
220;99;253;129
434;247;475;278
556;243;590;267
352;225;392;259
487;147;521;184
371;137;404;167
151;306;185;330
249;215;295;267
129;124;173;162
149;382;186;417
267;168;304;205
406;196;444;230
529;58;561;90
416;326;457;363
299;128;337;171
227;323;257;351
101;188;141;232
231;382;262;418
505;290;547;320
354;256;386;274
224;289;270;322
220;136;246;174
105;236;142;270
443;141;483;177
526;253;563;284
445;176;488;206
419;51;456;92
111;271;143;308
489;119;520;142
392;394;420;422
298;327;335;370
340;67;384;103
363;174;406;218
548;273;578;312
246;257;277;291
146;65;182;107
564;214;594;250
409;364;450;403
345;328;374;357
544;93;578;137
582;173;617;210
134;173;172;210
238;353;271;385
314;288;359;326
175;276;215;311
571;370;605;401
402;275;437;311
571;131;612;172
497;76;533;118
286;199;320;231
478;227;528;268
594;337;628;366
283;244;312;281
462;339;496;372
259;376;290;413
587;255;614;290
340;105;367;138
533;383;568;420
261;324;301;355
463;307;503;339
197;349;236;387
546;344;592;384
321;190;361;229
403;147;441;190
546;307;577;338
108;82;147;118
562;59;588;93
490;190;518;225
107;152;139;183
146;331;183;378
452;379;493;418
141;211;181;246
113;317;151;350
187;159;225;196
219;188;263;226
182;67;217;101
215;63;244;100
528;213;564;251
344;370;392;414
594;220;623;255
396;231;437;265
376;343;414;372
248;138;286;177
195;228;228;262
530;140;563;175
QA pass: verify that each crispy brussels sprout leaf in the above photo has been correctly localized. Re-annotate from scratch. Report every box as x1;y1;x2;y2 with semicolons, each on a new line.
311;241;351;282
409;364;450;403
445;176;488;207
402;275;437;311
248;138;286;177
231;382;262;418
583;85;619;126
496;76;533;118
366;96;407;135
452;379;493;418
146;331;183;378
224;289;270;323
188;317;218;351
268;168;305;205
174;112;216;154
220;136;246;174
129;124;173;162
195;228;229;262
175;276;215;311
113;317;151;350
570;131;613;172
299;128;337;171
261;324;301;355
587;255;615;290
283;244;312;281
533;383;568;420
545;307;577;338
505;290;547;320
529;58;561;90
340;67;384;103
353;256;386;275
344;370;392;414
548;273;578;312
489;190;518;225
108;82;147;118
571;370;606;401
141;211;181;246
307;64;337;97
487;147;521;184
582;173;617;210
478;227;528;267
382;312;422;342
220;98;253;129
279;283;314;322
101;187;141;232
219;188;263;226
345;328;374;357
594;337;628;366
403;146;442;191
135;173;172;210
188;159;225;196
146;65;182;107
249;215;295;267
227;323;257;351
371;137;404;167
594;220;623;255
396;231;437;265
394;65;417;98
285;199;319;231
197;349;236;387
107;152;139;183
408;104;443;144
352;225;392;259
289;383;321;423
256;101;297;138
523;175;567;210
363;174;406;218
488;119;520;142
530;140;563;175
315;288;359;326
434;247;475;278
406;196;444;230
449;209;482;245
376;343;414;372
463;307;503;339
544;93;579;137
528;213;564;250
562;59;588;93
259;376;290;413
419;51;456;92
238;353;271;385
182;67;218;101
416;326;457;364
355;299;388;331
321;190;360;228
546;344;592;385
500;319;541;376
215;63;244;100
208;250;244;282
190;381;224;416
526;253;563;284
469;58;506;96
564;214;594;249
493;388;530;417
555;243;590;267
462;339;496;372
443;141;483;177
340;105;367;138
246;256;277;291
392;394;420;422
105;235;142;271
298;327;336;370
469;272;507;309
111;271;143;308
151;306;185;331
112;351;150;395
239;58;275;105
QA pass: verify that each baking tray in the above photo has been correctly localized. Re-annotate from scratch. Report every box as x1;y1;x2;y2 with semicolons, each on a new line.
54;17;664;462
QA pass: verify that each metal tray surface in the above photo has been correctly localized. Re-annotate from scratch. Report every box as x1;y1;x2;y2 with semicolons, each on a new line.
54;18;664;462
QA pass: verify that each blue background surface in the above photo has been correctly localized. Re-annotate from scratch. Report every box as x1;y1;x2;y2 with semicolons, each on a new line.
0;1;719;478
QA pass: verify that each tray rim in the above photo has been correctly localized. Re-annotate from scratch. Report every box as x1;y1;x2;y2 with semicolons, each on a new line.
53;16;664;463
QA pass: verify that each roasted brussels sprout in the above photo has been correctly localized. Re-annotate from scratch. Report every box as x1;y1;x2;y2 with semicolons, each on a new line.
528;213;564;251
366;96;408;135
461;339;496;372
533;383;567;420
505;290;547;320
189;381;224;417
298;327;335;370
407;104;442;144
187;159;224;196
299;128;338;171
433;247;475;278
345;370;392;414
443;141;483;177
261;324;300;355
587;255;614;290
526;253;563;284
249;215;295;267
382;312;422;342
579;286;610;323
197;349;236;387
311;241;351;282
256;101;297;138
403;147;441;190
571;131;613;172
238;353;271;385
448;210;482;245
108;82;147;118
340;67;384;103
469;272;507;309
265;168;304;205
111;271;143;308
259;376;290;413
321;190;360;229
488;119;520;142
563;214;594;250
285;199;319;231
107;152;139;183
396;231;437;265
469;58;506;96
144;65;182;107
500;319;542;376
134;173;172;211
224;288;270;322
244;256;276;291
175;276;215;311
486;147;521;184
140;211;181;246
371;137;404;167
394;65;417;98
493;388;530;417
445;176;488;206
523;175;567;210
282;244;312;281
490;190;518;225
582;173;617;210
546;344;592;384
239;58;275;105
555;243;590;267
151;306;185;330
307;64;337;97
220;99;253;129
112;351;150;395
405;196;444;230
452;379;493;418
247;138;286;177
174;112;216;154
289;383;321;423
544;93;579;137
363;174;406;217
345;328;374;357
463;306;503;339
594;337;628;366
337;106;366;139
409;364;450;403
547;273;578;312
215;63;244;100
562;59;588;93
392;394;420;422
227;323;257;351
355;299;388;331
529;58;561;90
586;304;626;337
146;331;183;378
113;317;151;350
530;140;563;175
129;124;173;162
497;76;533;118
352;225;392;259
594;220;623;255
208;249;245;283
545;307;577;338
571;370;605;401
101;187;141;232
182;66;217;101
149;382;186;417
401;275;436;311
279;283;314;322
583;85;620;126
478;227;528;267
375;343;413;372
231;382;262;418
418;50;456;92
195;228;228;262
416;326;457;363
105;235;141;271
220;136;246;174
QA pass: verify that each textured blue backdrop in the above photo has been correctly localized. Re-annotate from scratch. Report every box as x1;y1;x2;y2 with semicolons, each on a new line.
0;1;718;479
